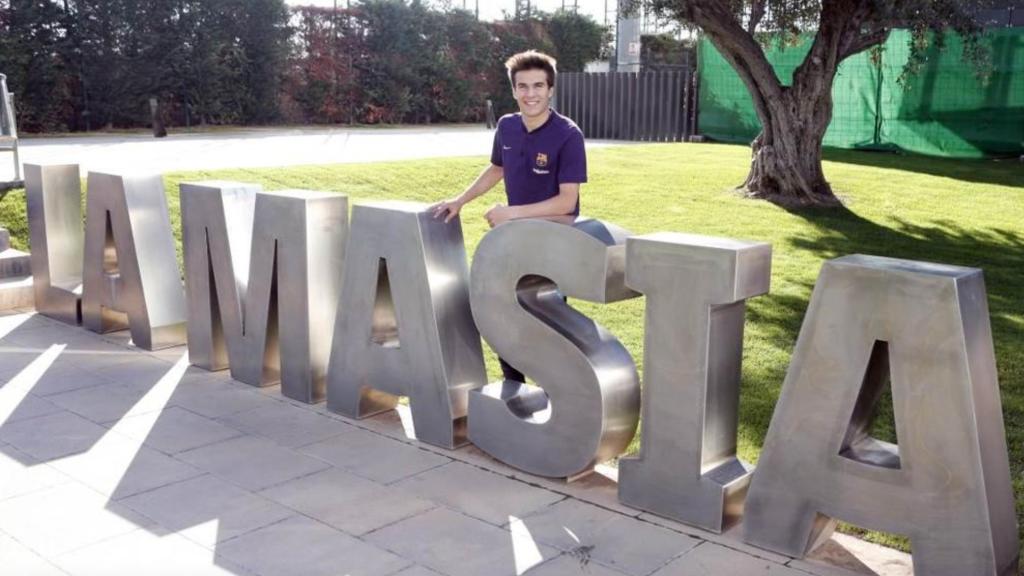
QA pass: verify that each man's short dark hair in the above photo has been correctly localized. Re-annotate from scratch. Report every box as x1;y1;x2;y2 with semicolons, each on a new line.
505;50;558;88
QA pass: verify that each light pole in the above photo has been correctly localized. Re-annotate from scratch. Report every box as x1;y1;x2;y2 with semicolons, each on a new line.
333;0;339;123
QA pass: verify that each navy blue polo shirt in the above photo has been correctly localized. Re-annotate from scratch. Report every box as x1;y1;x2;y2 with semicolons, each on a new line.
490;110;586;216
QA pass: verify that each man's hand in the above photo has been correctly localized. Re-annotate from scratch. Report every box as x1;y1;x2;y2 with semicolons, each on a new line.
430;198;464;223
485;204;515;228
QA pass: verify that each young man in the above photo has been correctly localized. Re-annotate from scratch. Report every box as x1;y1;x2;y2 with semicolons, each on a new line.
432;49;587;385
432;49;586;228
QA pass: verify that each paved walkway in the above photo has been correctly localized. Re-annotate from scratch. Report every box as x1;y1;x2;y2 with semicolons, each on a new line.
0;309;913;576
7;126;626;179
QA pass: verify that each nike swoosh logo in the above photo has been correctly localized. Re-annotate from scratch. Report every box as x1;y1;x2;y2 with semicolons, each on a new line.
503;146;512;150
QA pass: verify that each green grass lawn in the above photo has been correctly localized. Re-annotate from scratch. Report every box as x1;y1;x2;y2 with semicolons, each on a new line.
1;142;1022;554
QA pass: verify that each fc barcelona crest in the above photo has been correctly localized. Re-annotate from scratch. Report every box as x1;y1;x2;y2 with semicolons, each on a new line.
536;153;548;168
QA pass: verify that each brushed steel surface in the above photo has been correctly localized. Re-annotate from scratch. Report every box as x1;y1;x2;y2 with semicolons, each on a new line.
326;201;486;449
25;163;83;325
181;183;347;404
742;255;1019;576
180;180;258;371
81;171;186;350
467;218;641;479
618;233;771;533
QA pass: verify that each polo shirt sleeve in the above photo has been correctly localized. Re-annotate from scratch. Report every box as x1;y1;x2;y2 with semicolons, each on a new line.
490;125;503;167
558;129;587;184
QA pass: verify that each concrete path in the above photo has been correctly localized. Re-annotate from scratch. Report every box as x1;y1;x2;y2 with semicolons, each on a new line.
6;126;625;179
0;309;913;576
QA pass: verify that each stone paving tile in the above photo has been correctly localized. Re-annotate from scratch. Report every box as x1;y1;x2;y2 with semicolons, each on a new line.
4;327;108;350
216;402;351;448
392;566;445;576
514;498;700;576
0;482;153;557
418;439;641;519
57;336;136;355
176;435;331;491
366;507;559;576
87;356;176;387
0;351;40;382
650;542;805;576
0;311;50;335
261;467;436;536
52;528;256;576
0;409;111;460
109;406;244;454
0;444;71;500
47;380;166;424
0;530;68;576
48;436;204;500
1;323;75;342
119;474;295;548
50;347;140;370
639;512;795;566
216;515;411;576
298;425;451;484
25;360;116;397
168;379;282;419
524;554;630;576
393;461;565;526
3;393;64;423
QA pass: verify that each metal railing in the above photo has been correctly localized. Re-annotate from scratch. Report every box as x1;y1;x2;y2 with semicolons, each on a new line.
0;73;21;184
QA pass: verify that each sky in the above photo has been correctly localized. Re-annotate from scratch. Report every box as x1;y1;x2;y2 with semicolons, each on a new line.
285;0;617;25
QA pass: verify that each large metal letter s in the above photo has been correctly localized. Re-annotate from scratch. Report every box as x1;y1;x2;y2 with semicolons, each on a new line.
468;218;640;479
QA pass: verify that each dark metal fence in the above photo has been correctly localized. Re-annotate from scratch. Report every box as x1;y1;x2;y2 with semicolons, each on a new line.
557;70;697;142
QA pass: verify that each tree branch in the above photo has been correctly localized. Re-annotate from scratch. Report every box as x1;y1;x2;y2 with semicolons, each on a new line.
839;26;891;60
686;0;784;102
746;0;766;35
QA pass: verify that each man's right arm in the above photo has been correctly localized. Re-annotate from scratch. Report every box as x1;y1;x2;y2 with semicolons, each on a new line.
432;163;503;223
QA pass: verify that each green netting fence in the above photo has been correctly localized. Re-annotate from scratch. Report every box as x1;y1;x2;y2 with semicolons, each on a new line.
698;28;1024;158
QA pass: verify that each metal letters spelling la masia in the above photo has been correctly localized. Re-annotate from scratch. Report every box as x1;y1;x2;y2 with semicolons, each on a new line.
24;164;1020;576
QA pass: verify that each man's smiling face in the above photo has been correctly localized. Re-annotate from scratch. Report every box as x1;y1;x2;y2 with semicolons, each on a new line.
512;68;553;120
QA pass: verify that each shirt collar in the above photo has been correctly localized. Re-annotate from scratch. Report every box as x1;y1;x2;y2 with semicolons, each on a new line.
519;110;554;134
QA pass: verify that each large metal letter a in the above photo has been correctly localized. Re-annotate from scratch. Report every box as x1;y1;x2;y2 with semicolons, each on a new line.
82;172;186;350
327;201;486;449
618;233;770;533
743;255;1018;576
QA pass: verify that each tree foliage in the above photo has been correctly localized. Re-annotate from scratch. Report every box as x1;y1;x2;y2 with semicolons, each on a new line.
0;0;72;131
0;0;607;131
544;10;611;73
0;0;292;130
283;2;607;125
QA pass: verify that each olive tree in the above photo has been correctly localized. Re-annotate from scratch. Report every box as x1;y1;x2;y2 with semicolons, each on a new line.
646;0;993;205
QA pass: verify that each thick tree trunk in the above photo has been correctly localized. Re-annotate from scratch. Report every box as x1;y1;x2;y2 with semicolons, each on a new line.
741;93;838;207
